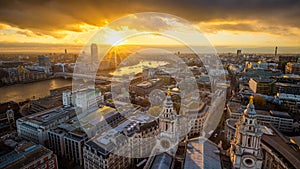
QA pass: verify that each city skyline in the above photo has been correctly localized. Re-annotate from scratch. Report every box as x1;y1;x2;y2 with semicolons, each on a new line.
0;1;300;169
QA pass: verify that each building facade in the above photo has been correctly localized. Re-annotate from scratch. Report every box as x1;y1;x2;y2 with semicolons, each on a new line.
47;124;88;166
285;62;300;75
230;96;263;169
0;142;58;169
16;107;76;145
249;78;274;95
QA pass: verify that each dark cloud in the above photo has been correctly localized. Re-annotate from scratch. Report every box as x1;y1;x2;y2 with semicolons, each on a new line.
0;0;299;37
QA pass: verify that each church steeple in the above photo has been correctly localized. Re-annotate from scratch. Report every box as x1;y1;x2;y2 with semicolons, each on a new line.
230;95;263;169
158;88;178;149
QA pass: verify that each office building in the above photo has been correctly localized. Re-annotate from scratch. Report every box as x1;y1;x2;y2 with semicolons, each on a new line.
286;62;300;75
273;82;300;95
129;78;164;96
276;93;300;120
227;101;294;133
0;141;58;169
278;55;299;71
63;88;104;112
16;107;76;145
249;78;275;95
48;123;88;166
237;50;242;57
83;115;159;169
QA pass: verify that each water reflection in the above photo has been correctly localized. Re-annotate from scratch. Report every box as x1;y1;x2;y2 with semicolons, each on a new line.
0;79;71;103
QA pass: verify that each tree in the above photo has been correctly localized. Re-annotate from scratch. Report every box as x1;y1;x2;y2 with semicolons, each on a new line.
148;106;162;117
140;98;150;107
254;95;266;109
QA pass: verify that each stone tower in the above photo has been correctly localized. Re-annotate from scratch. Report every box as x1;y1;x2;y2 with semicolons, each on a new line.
230;96;263;169
158;88;178;151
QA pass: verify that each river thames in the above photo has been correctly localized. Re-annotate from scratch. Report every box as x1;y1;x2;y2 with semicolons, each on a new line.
0;79;72;103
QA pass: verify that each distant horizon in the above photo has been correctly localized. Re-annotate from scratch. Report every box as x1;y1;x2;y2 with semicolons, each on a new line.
0;43;299;55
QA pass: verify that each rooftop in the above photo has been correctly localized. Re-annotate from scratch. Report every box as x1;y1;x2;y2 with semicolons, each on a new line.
19;106;76;126
275;82;300;88
261;125;300;169
150;153;173;169
85;114;158;156
184;137;221;169
31;95;62;110
277;93;300;101
228;101;292;119
0;142;53;169
250;77;274;83
269;110;292;119
78;106;117;126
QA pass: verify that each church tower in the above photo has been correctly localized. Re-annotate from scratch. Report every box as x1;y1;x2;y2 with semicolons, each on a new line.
230;96;263;169
158;88;178;151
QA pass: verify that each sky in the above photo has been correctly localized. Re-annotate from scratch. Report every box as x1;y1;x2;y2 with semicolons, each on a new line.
0;0;300;53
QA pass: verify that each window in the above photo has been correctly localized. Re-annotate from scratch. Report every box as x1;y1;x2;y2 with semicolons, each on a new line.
248;138;251;147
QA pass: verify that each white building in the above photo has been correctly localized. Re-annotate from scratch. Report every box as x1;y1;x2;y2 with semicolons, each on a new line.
62;89;104;111
16;107;76;145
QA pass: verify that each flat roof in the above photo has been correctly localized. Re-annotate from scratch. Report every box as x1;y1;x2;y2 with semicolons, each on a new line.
270;110;292;119
227;101;244;113
0;143;52;169
250;78;274;83
79;106;117;126
31;95;62;109
184;138;221;169
278;93;300;101
20;107;76;126
275;82;300;88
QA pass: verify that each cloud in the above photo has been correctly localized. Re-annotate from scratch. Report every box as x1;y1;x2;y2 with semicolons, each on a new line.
0;0;299;38
198;21;298;36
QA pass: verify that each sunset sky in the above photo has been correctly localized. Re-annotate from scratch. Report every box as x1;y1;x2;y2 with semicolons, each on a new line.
0;0;300;53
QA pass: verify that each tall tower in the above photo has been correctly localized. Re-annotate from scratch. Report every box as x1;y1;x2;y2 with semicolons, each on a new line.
237;49;242;57
6;106;15;130
230;96;263;169
275;46;278;57
158;88;178;151
91;43;98;63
